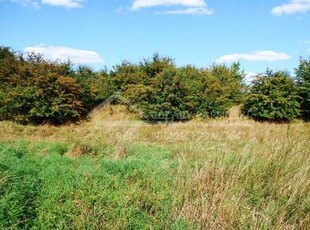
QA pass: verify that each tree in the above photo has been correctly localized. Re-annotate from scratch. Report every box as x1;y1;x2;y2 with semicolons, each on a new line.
295;57;310;120
242;70;300;122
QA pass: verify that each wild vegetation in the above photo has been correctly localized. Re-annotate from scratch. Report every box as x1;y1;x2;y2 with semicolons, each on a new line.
0;106;309;229
0;46;309;229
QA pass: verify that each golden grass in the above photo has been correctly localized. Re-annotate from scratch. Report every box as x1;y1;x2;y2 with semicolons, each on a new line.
1;105;306;145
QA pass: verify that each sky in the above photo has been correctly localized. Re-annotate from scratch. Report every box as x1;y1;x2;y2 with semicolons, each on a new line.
1;0;310;77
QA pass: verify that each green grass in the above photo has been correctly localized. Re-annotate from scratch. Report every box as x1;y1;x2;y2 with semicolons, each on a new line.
0;106;309;229
0;141;190;229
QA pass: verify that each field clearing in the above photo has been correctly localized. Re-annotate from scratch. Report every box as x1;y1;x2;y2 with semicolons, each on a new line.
0;106;309;229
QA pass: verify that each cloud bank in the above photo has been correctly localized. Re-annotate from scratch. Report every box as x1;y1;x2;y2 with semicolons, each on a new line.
24;45;104;64
271;0;310;16
216;51;291;63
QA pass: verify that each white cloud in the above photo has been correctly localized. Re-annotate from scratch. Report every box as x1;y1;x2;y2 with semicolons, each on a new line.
156;6;213;15
41;0;83;8
271;0;310;16
24;45;104;64
130;0;212;16
216;51;291;63
131;0;206;10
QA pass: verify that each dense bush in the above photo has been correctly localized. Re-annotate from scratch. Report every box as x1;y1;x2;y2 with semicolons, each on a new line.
242;70;300;122
0;47;96;125
295;57;310;121
110;54;245;121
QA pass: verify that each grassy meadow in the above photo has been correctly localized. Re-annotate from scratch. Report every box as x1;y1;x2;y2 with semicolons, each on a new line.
0;106;309;229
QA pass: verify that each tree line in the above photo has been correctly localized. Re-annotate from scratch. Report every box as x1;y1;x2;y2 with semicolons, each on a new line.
0;46;309;124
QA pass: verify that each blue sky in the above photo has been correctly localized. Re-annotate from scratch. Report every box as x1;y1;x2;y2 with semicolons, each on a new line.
1;0;310;77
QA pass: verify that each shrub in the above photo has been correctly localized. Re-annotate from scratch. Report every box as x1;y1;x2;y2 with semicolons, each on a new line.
0;51;96;125
139;67;193;121
192;65;244;118
110;55;193;121
242;70;300;122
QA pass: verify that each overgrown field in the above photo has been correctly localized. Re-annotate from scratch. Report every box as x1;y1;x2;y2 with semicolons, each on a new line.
0;106;309;229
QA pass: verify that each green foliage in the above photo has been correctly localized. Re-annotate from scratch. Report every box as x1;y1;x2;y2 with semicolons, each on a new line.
242;70;300;122
73;65;99;107
0;50;96;125
110;61;144;91
110;54;245;121
140;53;175;79
191;64;245;118
295;57;310;120
94;68;115;100
139;67;193;121
210;63;245;103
